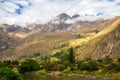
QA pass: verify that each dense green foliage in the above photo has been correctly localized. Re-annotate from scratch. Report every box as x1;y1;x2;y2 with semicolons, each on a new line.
76;58;120;73
0;60;19;68
79;60;99;71
18;59;40;73
68;48;75;64
1;48;120;80
38;48;120;73
0;68;22;80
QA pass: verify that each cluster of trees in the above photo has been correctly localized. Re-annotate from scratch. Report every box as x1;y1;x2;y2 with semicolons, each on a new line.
12;56;120;74
75;57;120;74
0;68;22;80
15;56;120;74
1;47;120;80
40;57;120;74
38;49;120;74
0;59;40;80
0;60;22;80
18;59;40;73
39;48;75;71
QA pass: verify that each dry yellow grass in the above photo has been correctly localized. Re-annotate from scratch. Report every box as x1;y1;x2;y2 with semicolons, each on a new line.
14;31;76;57
93;18;120;38
75;18;120;60
48;32;96;56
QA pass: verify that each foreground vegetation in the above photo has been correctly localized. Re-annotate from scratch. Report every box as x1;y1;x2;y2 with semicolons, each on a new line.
0;48;120;79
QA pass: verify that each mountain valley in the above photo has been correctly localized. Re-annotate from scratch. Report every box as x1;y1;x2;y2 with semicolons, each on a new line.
0;13;120;61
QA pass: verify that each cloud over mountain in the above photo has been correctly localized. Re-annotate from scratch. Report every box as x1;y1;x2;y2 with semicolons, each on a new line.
0;0;120;24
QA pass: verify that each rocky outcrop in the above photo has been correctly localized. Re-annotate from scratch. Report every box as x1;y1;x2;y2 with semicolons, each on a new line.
76;17;120;60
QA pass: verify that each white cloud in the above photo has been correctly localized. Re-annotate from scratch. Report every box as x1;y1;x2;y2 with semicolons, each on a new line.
0;0;120;24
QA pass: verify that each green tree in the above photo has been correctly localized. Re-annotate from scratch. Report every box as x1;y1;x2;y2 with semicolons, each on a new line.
18;59;40;73
68;48;75;64
0;68;23;80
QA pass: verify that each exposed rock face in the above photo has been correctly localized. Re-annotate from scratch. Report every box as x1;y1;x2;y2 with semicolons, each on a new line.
91;23;120;59
50;13;71;24
0;13;114;34
76;17;120;60
0;12;120;60
71;14;80;19
0;29;10;50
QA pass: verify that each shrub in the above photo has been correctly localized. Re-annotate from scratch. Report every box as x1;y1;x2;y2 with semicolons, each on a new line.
116;64;120;72
105;63;120;72
103;57;112;64
58;64;66;71
44;62;56;71
3;60;13;68
117;58;120;63
76;34;82;38
43;61;62;71
79;62;88;71
0;68;23;80
11;60;19;66
53;51;63;58
0;60;19;68
0;62;5;68
62;68;72;73
95;30;99;34
60;43;69;48
60;53;69;62
80;60;99;71
62;60;71;68
33;52;40;57
18;59;40;73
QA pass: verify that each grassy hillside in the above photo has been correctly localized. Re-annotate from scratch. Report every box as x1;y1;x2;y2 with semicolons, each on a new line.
12;17;120;60
76;17;120;60
0;17;120;60
42;17;120;61
14;31;77;58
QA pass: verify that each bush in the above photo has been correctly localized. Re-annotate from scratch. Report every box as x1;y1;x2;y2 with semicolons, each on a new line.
43;61;65;71
60;43;69;48
105;63;120;72
76;34;82;38
0;60;19;68
80;60;99;71
62;60;71;69
105;63;117;72
95;30;99;34
53;51;63;58
0;68;23;80
62;68;72;73
79;62;88;71
103;57;112;64
44;62;57;71
33;52;40;57
18;59;40;73
117;58;120;63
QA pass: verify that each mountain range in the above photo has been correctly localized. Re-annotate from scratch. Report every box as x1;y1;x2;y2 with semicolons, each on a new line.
0;13;120;61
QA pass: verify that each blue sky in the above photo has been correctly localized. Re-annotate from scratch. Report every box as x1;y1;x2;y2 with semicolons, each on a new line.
0;0;120;24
